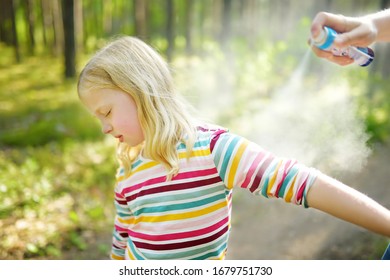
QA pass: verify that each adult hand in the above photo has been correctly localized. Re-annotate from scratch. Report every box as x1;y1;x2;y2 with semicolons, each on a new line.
310;12;377;66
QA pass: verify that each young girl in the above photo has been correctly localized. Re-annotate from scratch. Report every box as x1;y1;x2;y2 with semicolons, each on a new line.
78;36;390;260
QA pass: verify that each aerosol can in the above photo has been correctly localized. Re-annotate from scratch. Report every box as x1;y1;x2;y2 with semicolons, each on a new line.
312;26;374;67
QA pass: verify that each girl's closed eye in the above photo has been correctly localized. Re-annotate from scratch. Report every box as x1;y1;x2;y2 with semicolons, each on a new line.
105;109;112;117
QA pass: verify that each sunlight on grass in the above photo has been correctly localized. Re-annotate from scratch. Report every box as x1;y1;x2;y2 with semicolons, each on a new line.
0;46;117;259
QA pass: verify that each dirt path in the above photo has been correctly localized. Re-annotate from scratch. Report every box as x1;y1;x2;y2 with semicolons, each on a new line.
226;142;390;259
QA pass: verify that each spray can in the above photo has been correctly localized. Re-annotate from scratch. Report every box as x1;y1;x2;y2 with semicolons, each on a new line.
312;26;374;67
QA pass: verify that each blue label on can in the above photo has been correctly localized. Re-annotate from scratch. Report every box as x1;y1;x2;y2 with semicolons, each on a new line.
318;26;338;50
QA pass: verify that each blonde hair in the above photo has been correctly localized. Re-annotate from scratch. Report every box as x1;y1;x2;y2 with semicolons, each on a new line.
78;36;198;180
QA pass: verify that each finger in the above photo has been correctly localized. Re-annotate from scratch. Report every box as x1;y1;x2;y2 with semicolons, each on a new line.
334;24;375;48
311;12;349;38
311;45;333;59
311;45;354;66
330;56;354;66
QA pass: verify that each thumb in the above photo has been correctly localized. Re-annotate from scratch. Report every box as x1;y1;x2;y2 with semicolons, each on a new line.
311;23;322;39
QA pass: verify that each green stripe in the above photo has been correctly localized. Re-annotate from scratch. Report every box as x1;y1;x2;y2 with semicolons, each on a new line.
278;165;299;198
261;160;278;197
134;184;225;207
177;138;210;150
219;136;240;181
141;233;228;260
212;133;230;168
127;239;145;260
192;242;227;260
133;193;226;216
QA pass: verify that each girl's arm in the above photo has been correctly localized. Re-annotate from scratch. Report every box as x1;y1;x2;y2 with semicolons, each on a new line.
307;172;390;237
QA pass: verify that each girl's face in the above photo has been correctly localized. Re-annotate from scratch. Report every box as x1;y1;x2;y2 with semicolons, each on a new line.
80;88;144;146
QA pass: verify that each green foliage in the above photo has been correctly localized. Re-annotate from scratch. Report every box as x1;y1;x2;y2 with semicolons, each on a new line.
0;140;117;259
346;68;390;143
0;50;116;259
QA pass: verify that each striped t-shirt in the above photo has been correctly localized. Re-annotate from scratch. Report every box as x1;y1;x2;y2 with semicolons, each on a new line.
111;126;318;260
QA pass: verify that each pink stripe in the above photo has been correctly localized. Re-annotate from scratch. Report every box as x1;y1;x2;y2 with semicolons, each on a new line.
241;152;267;189
210;130;226;153
128;216;229;241
134;225;229;251
295;176;308;204
249;153;275;193
121;167;217;195
274;159;294;198
115;225;128;232
115;193;126;201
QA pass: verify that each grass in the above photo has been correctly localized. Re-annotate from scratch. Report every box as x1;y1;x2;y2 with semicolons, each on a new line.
0;47;116;259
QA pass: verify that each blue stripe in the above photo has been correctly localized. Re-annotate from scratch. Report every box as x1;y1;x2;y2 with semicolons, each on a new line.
127;239;145;260
212;133;230;168
133;193;226;216
134;184;225;208
131;159;143;169
261;160;278;197
277;165;299;198
318;26;337;50
177;138;210;150
219;136;240;181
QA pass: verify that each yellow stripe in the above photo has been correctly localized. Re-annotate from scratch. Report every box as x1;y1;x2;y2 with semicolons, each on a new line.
111;253;124;260
227;140;248;189
133;161;159;174
126;247;136;260
135;200;227;224
178;148;209;159
267;161;282;196
116;149;208;181
285;175;297;203
117;161;160;181
118;216;135;225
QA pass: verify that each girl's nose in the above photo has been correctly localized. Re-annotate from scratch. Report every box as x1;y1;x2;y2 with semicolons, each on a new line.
102;123;113;134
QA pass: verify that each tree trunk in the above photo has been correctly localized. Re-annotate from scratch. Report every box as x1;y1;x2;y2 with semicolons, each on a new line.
166;0;174;62
40;0;49;48
103;0;113;36
185;0;194;55
74;0;84;52
10;0;21;62
0;0;13;45
133;0;148;40
52;0;63;56
62;0;76;78
212;0;222;42
25;0;36;55
0;0;20;61
220;0;232;53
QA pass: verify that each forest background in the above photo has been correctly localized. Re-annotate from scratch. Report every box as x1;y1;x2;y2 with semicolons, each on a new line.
0;0;389;260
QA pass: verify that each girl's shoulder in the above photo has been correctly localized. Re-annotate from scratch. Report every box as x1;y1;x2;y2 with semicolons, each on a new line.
194;123;231;153
196;123;228;138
